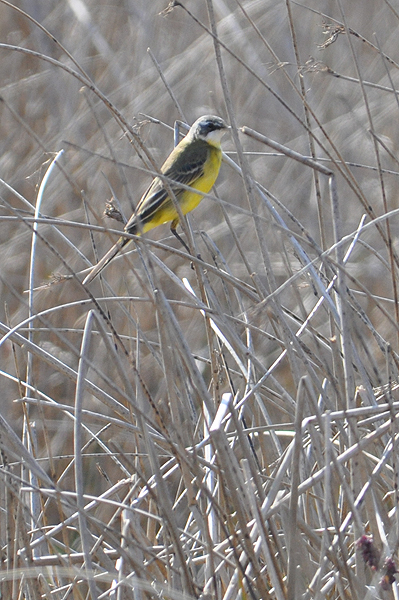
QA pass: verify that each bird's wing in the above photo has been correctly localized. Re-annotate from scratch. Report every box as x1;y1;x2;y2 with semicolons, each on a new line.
162;138;210;187
124;140;210;232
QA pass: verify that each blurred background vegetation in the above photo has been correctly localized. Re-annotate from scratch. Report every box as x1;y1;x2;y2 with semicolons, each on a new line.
1;0;399;599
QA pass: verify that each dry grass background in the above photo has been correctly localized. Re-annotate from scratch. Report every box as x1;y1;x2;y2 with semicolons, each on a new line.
1;0;399;598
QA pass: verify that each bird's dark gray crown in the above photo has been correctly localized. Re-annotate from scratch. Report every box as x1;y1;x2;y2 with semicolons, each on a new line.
193;115;227;137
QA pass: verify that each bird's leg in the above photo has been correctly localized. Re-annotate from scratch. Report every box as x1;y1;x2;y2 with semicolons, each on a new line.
170;219;203;269
170;219;191;254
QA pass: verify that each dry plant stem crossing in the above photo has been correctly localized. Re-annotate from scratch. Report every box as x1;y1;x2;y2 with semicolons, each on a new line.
3;2;399;598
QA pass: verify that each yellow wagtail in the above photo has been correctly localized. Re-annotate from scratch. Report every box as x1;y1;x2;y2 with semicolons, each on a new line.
83;114;228;284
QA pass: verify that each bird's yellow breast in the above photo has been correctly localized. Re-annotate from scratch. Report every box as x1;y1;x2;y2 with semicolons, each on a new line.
179;145;222;215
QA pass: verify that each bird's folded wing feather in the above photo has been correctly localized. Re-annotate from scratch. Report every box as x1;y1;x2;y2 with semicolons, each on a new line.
124;141;210;231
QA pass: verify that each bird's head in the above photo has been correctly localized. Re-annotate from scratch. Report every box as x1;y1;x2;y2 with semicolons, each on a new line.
189;115;229;146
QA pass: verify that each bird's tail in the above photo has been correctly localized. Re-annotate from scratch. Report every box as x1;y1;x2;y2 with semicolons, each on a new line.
82;237;128;285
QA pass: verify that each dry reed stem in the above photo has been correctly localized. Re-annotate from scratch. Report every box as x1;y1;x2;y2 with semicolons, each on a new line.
1;1;399;599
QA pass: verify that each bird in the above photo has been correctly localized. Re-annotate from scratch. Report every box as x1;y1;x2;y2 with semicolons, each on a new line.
82;114;228;285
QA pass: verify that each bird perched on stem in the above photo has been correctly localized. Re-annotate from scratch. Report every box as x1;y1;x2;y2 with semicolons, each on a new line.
83;114;228;285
